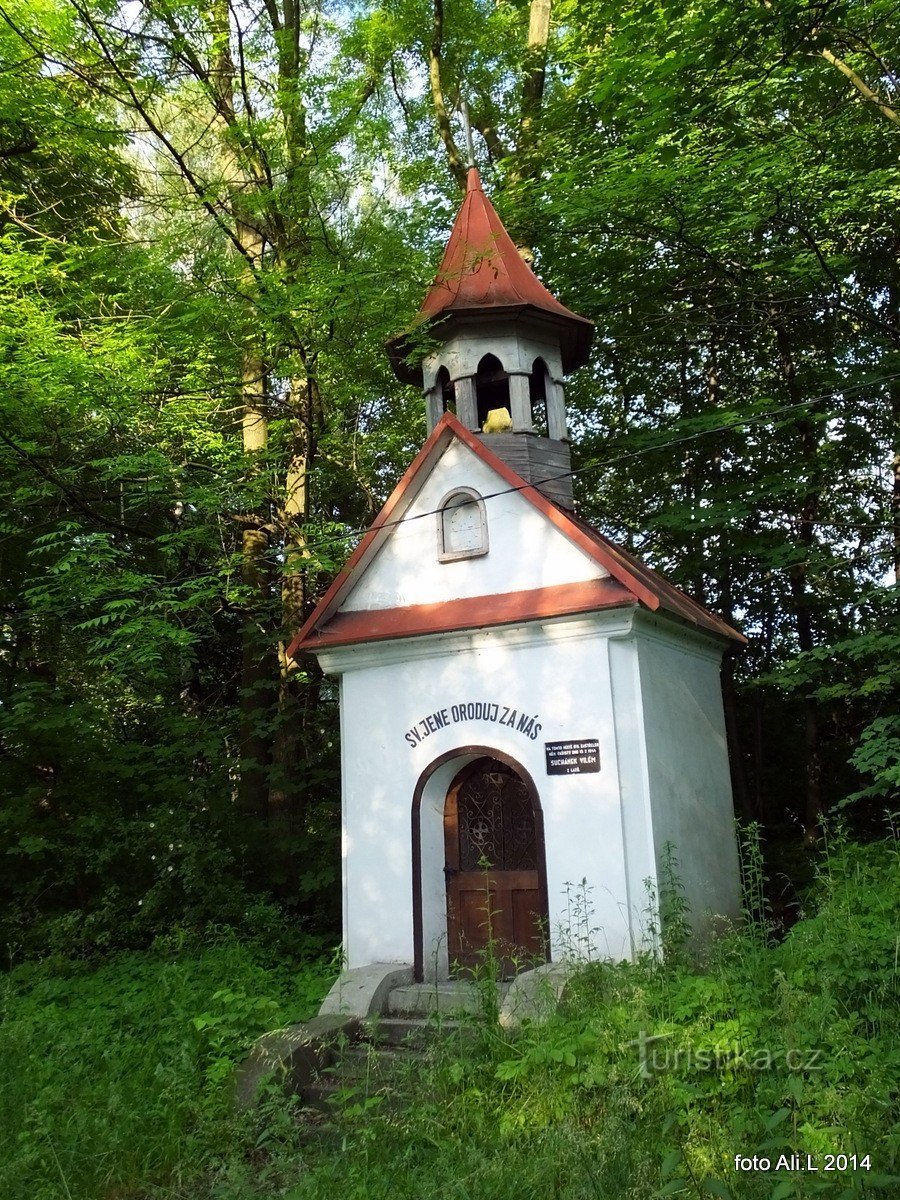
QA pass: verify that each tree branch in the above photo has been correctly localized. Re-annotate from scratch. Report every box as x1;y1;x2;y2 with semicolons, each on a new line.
57;0;264;268
816;44;900;126
758;0;900;127
428;0;466;189
0;136;37;158
0;430;156;540
469;101;509;161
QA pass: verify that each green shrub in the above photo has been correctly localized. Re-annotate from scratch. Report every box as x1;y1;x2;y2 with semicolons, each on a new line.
291;835;898;1199
0;935;332;1200
2;836;897;1199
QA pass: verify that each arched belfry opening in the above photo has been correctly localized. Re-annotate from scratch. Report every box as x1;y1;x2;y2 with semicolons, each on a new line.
529;357;550;435
475;354;510;428
436;365;456;416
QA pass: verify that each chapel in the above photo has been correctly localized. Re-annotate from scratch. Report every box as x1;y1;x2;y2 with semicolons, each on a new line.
288;168;743;986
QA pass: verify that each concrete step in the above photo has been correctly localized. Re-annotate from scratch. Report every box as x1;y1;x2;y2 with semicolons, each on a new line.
386;980;508;1017
294;978;515;1119
362;1015;474;1048
332;1043;418;1077
303;1041;420;1111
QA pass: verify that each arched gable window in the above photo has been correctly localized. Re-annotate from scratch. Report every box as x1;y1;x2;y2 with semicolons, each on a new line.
438;488;488;561
528;357;550;435
475;354;510;428
436;365;456;415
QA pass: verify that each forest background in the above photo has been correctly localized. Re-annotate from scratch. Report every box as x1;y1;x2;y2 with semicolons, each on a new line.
1;1;899;1196
1;0;898;958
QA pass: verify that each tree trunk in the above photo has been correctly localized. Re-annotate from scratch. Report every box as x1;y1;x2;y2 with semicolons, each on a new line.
704;329;754;821
519;0;553;153
209;2;275;823
721;651;754;822
772;314;823;840
264;6;320;853
888;280;900;583
238;332;273;825
268;374;315;841
717;528;754;824
428;0;466;188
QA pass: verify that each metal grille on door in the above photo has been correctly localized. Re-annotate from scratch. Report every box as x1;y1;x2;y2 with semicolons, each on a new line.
457;763;537;872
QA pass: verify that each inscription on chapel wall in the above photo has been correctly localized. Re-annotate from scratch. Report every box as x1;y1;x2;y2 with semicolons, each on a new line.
404;701;542;747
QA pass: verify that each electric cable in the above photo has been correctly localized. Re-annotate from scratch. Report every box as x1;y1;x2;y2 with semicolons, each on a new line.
278;370;900;559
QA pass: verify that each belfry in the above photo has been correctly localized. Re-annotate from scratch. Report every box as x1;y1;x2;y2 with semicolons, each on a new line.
386;167;593;509
289;170;742;1002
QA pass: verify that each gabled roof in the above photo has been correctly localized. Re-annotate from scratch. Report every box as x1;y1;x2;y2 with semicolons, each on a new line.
287;413;746;658
387;168;594;383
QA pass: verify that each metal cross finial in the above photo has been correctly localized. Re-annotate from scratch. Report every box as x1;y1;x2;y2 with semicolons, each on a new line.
459;97;476;169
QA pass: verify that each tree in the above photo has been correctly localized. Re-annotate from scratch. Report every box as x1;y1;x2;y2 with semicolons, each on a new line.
533;0;899;835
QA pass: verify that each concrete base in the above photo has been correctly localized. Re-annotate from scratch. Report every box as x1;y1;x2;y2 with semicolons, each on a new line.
499;962;571;1029
233;1013;360;1107
318;963;414;1019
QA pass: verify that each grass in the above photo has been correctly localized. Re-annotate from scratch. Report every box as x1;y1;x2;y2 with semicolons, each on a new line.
1;833;898;1199
0;933;333;1199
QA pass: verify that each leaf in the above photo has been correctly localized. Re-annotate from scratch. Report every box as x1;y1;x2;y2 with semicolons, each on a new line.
655;1181;689;1197
661;1150;683;1178
769;1182;796;1200
765;1107;791;1130
701;1181;732;1198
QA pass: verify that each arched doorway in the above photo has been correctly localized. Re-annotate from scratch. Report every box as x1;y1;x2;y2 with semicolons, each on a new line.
443;756;549;977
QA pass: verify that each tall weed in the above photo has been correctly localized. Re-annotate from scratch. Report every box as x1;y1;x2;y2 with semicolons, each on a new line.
0;934;331;1199
2;836;897;1198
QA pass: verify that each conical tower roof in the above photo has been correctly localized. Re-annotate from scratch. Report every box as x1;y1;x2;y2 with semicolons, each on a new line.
388;168;593;383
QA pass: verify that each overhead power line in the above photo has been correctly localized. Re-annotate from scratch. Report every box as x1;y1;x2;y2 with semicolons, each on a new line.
282;370;900;559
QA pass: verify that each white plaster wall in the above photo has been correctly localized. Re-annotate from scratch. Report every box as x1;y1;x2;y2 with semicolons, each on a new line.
635;617;742;943
608;636;660;956
422;320;565;392
332;616;639;975
341;439;607;612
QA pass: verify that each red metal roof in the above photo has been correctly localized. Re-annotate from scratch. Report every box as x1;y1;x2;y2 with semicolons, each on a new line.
287;413;746;658
388;168;593;382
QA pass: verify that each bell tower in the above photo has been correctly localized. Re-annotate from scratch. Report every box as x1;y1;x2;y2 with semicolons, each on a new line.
387;168;594;510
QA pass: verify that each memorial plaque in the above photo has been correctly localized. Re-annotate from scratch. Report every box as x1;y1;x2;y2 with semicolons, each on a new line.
544;739;600;775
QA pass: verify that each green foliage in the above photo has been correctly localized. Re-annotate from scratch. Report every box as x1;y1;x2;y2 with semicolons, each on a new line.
658;842;693;965
0;938;333;1200
2;0;897;956
0;0;894;1192
769;588;900;806
4;839;895;1198
528;0;900;832
296;836;898;1198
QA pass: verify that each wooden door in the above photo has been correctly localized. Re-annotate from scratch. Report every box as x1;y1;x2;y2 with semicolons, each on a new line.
444;758;548;977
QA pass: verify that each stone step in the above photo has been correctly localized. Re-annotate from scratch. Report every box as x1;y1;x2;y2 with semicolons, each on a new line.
386;980;508;1017
363;1015;474;1048
332;1043;418;1077
303;1042;420;1111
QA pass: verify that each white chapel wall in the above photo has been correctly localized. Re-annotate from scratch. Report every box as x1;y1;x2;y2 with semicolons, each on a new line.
607;635;661;955
635;619;742;944
333;616;639;975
